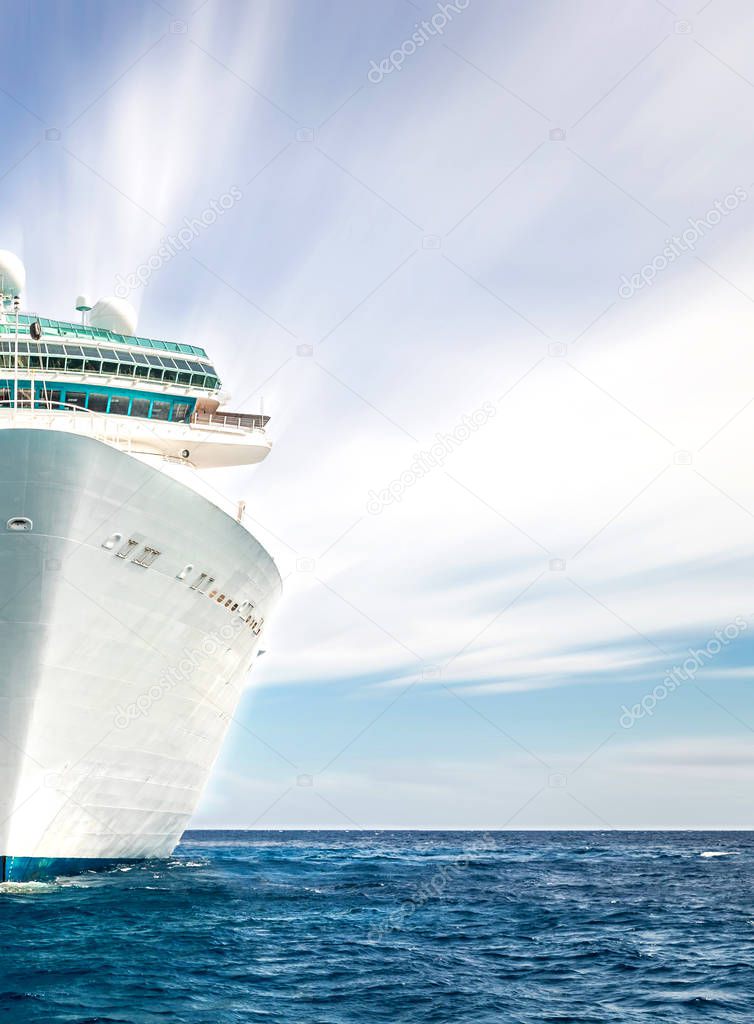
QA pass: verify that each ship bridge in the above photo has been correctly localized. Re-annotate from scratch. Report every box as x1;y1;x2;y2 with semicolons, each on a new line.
0;304;271;469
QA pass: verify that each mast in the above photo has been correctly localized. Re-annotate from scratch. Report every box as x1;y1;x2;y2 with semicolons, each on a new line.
13;294;19;408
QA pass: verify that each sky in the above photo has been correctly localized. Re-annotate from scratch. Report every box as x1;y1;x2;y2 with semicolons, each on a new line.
2;0;754;829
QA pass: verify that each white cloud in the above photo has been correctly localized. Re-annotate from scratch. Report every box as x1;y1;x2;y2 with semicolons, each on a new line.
5;0;754;825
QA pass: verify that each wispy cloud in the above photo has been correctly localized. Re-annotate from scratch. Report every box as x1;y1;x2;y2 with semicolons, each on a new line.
3;0;754;825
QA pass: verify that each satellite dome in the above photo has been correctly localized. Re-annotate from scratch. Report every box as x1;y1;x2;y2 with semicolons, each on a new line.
0;250;26;301
89;296;138;336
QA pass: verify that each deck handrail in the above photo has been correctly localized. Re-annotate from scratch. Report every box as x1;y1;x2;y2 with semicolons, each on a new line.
191;411;269;430
0;400;267;434
0;399;97;416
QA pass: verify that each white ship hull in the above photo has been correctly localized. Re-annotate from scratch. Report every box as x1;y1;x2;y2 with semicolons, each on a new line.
0;428;280;878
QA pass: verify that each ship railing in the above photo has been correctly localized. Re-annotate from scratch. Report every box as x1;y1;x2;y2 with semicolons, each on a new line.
0;400;269;439
190;410;269;432
0;399;136;449
0;398;97;416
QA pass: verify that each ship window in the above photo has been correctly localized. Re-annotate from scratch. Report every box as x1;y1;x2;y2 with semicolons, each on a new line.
174;359;191;370
99;349;118;359
147;367;164;381
171;402;190;422
162;370;177;383
109;395;130;415
150;401;170;420
66;391;86;408
145;355;162;366
87;393;108;412
81;346;100;357
37;389;62;409
65;357;84;371
117;363;135;376
46;344;64;355
130;398;150;418
117;350;135;362
84;358;102;373
190;374;207;388
134;364;150;378
176;372;192;385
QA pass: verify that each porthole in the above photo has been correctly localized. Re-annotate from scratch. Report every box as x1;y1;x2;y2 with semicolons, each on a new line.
6;517;32;532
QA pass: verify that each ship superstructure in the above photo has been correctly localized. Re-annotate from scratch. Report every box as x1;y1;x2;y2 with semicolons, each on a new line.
0;253;281;882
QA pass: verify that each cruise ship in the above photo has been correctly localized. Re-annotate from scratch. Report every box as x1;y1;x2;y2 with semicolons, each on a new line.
0;252;281;883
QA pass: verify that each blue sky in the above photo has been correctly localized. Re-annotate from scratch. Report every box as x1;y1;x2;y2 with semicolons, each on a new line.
3;0;754;828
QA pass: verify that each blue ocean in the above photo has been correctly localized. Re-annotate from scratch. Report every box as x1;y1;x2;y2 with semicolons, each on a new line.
0;830;752;1022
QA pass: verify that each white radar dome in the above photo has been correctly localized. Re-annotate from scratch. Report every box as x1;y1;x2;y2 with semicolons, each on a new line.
0;250;26;302
89;296;138;336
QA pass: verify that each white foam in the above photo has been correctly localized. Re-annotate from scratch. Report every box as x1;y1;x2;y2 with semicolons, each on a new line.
700;851;736;858
0;880;59;894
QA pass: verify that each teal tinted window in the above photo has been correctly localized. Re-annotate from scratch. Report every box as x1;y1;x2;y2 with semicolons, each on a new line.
131;398;150;418
151;400;170;420
109;395;130;415
87;393;108;412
